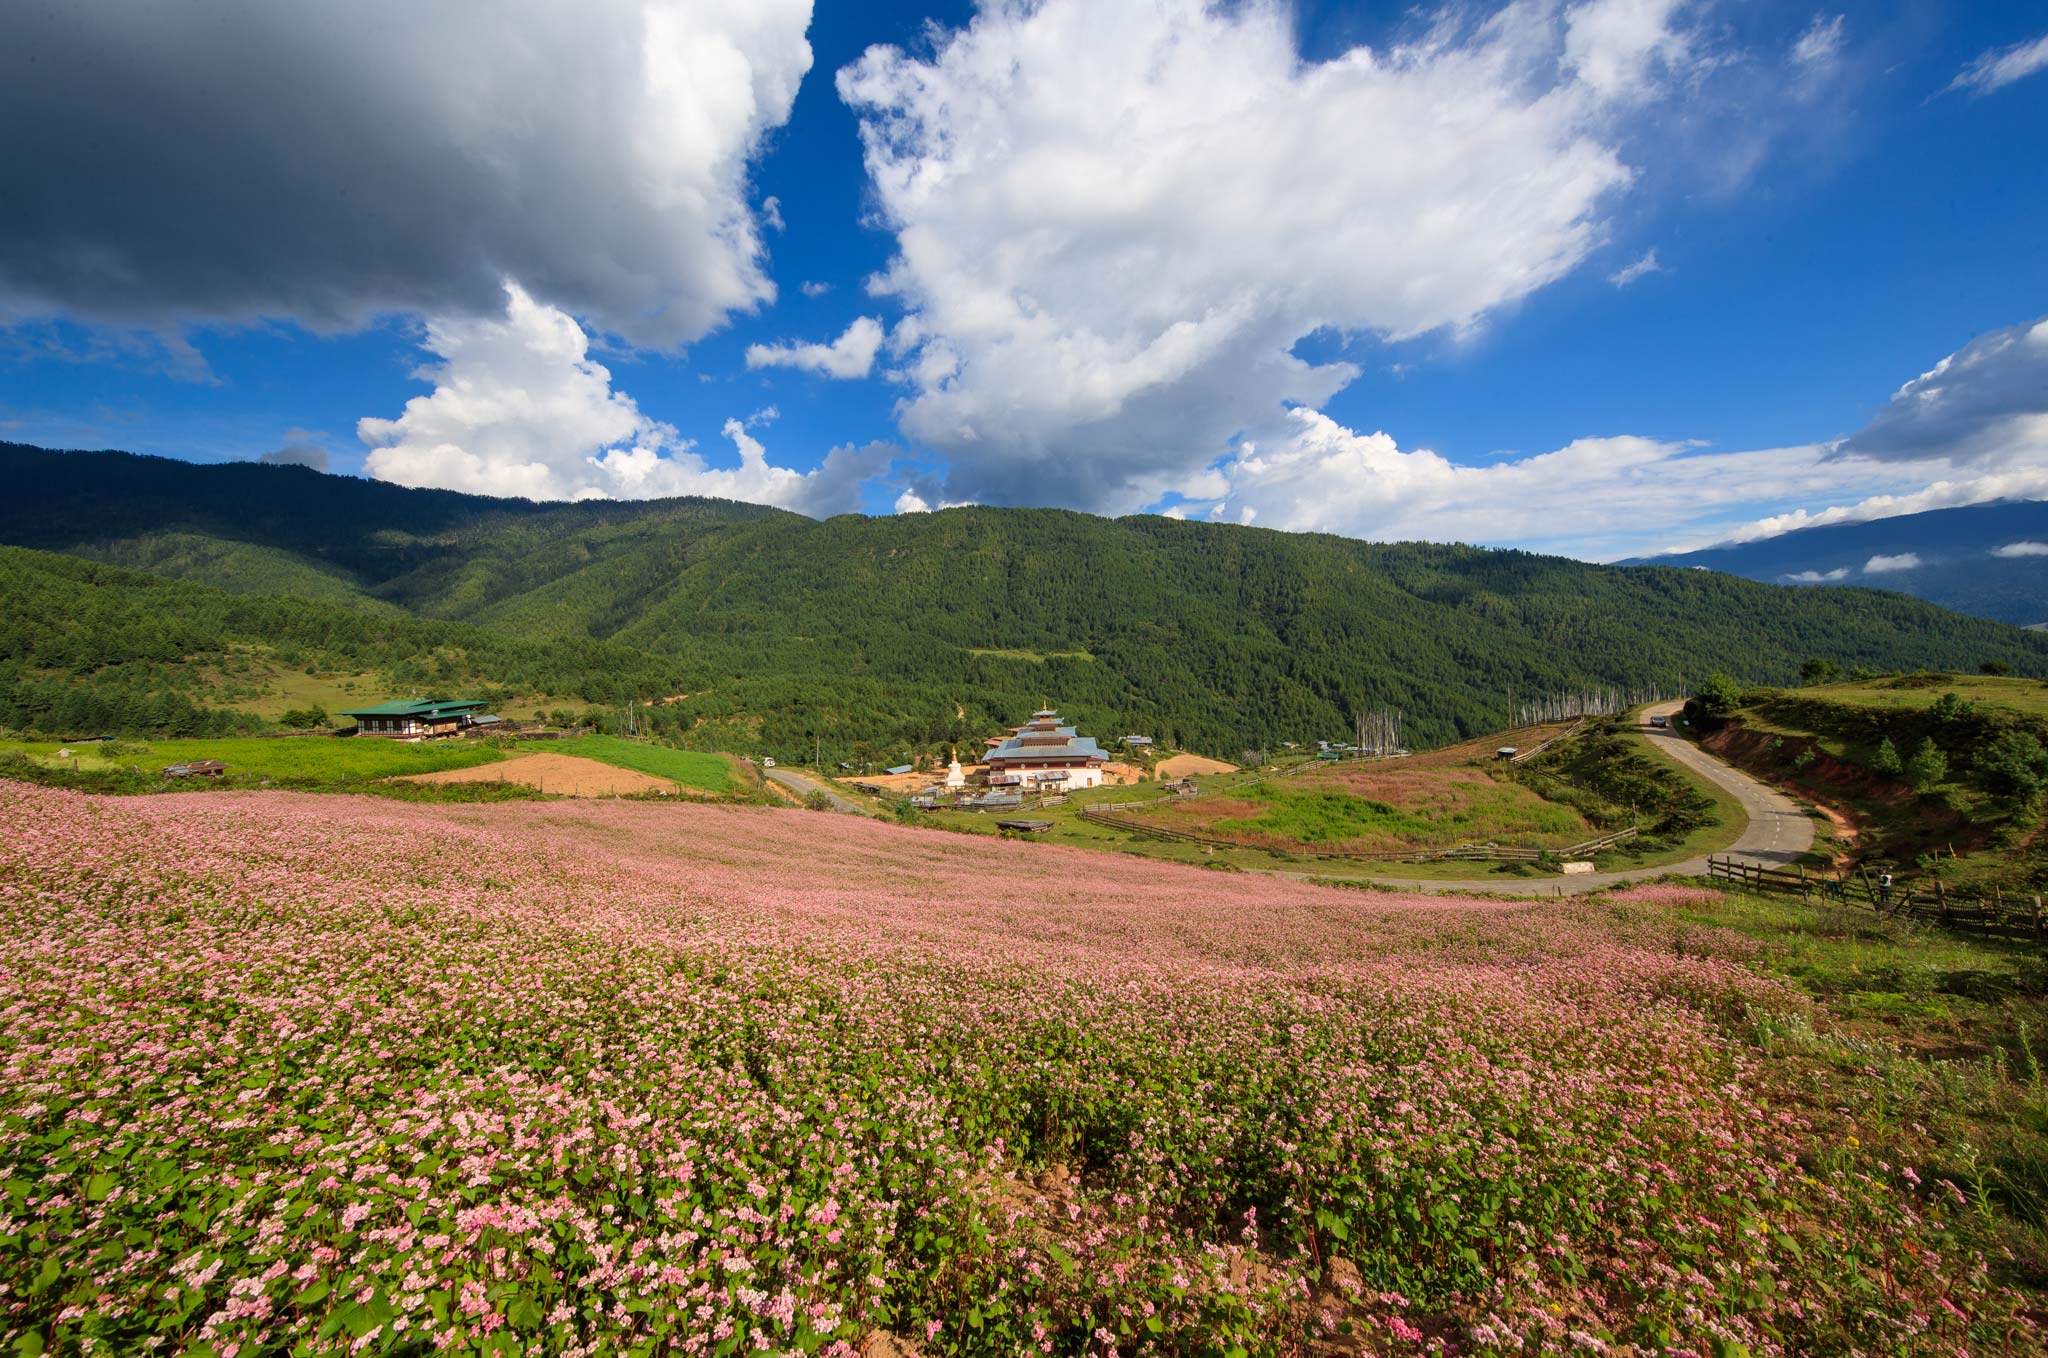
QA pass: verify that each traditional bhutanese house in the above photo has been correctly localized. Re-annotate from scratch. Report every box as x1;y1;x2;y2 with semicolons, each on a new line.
983;707;1110;791
341;698;489;740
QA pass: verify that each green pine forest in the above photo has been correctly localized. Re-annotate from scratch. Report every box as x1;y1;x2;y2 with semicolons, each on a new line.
4;442;2046;759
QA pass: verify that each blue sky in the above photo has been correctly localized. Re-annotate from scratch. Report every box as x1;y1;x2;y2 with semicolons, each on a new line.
3;0;2046;561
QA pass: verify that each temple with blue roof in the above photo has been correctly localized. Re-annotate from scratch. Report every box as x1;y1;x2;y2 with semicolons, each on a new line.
982;706;1111;791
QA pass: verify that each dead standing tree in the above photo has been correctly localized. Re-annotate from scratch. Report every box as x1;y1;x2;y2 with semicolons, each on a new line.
1511;687;1673;727
1355;708;1404;753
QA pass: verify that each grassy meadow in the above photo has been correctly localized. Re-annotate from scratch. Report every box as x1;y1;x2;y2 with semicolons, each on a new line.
553;734;734;793
1801;672;2048;719
1654;881;2048;1276
0;735;507;783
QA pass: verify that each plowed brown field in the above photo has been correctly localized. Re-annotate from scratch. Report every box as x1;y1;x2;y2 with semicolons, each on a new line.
395;752;678;797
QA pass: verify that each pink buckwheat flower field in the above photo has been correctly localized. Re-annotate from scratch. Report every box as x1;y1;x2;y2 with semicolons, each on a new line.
0;781;2031;1356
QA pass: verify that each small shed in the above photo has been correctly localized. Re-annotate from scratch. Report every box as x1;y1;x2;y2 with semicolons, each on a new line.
996;819;1054;833
1495;746;1519;760
164;760;227;779
885;763;915;776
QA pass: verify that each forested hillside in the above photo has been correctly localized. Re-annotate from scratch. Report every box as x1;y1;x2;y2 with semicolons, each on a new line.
0;547;687;736
5;444;2047;755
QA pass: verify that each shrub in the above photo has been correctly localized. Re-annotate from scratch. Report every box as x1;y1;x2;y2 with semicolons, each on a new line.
1906;737;1949;794
1799;657;1841;686
1694;673;1743;716
1978;730;2048;801
1929;691;1976;728
1871;736;1903;777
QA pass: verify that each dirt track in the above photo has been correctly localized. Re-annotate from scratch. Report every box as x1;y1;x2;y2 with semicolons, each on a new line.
396;753;677;797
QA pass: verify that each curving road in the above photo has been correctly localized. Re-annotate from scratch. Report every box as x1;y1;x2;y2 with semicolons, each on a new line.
756;763;871;815
1341;699;1815;897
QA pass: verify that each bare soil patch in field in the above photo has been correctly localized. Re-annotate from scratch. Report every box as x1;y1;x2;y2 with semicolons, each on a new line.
1154;752;1238;778
396;752;678;797
858;767;959;792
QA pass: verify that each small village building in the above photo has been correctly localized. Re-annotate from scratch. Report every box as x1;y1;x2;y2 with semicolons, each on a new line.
341;699;490;741
1119;735;1154;749
163;760;228;779
983;707;1110;791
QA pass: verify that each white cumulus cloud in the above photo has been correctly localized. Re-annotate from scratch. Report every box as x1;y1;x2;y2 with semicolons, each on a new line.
358;284;890;514
258;429;329;472
1840;316;2048;468
1704;467;2048;545
1194;308;2048;560
1200;408;1871;560
1993;541;2048;559
1863;552;1922;574
746;317;886;379
838;0;1730;512
1781;568;1850;584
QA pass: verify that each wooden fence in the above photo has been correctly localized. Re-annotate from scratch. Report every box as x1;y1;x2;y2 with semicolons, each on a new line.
1705;855;2048;941
1506;717;1590;765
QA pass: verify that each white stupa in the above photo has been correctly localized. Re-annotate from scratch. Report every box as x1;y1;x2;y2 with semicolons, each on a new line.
943;757;966;789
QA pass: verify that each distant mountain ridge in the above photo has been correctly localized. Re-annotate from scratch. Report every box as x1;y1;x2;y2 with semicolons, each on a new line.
5;442;2046;756
1622;500;2048;626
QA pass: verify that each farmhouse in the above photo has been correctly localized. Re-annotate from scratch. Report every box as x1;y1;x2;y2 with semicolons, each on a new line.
341;699;490;740
983;707;1110;791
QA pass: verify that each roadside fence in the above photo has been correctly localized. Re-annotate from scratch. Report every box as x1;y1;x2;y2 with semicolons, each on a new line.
1706;855;2047;941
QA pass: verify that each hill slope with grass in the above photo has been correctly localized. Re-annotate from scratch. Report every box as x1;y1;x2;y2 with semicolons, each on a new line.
6;442;2048;757
1693;673;2048;894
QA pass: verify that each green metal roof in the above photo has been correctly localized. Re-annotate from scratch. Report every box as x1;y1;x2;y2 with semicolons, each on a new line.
338;699;487;719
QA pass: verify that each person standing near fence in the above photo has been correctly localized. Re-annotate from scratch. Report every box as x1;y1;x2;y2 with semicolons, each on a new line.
1879;870;1893;907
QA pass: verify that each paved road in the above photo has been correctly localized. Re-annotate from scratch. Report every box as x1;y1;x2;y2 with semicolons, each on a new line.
1338;700;1815;897
757;764;871;815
